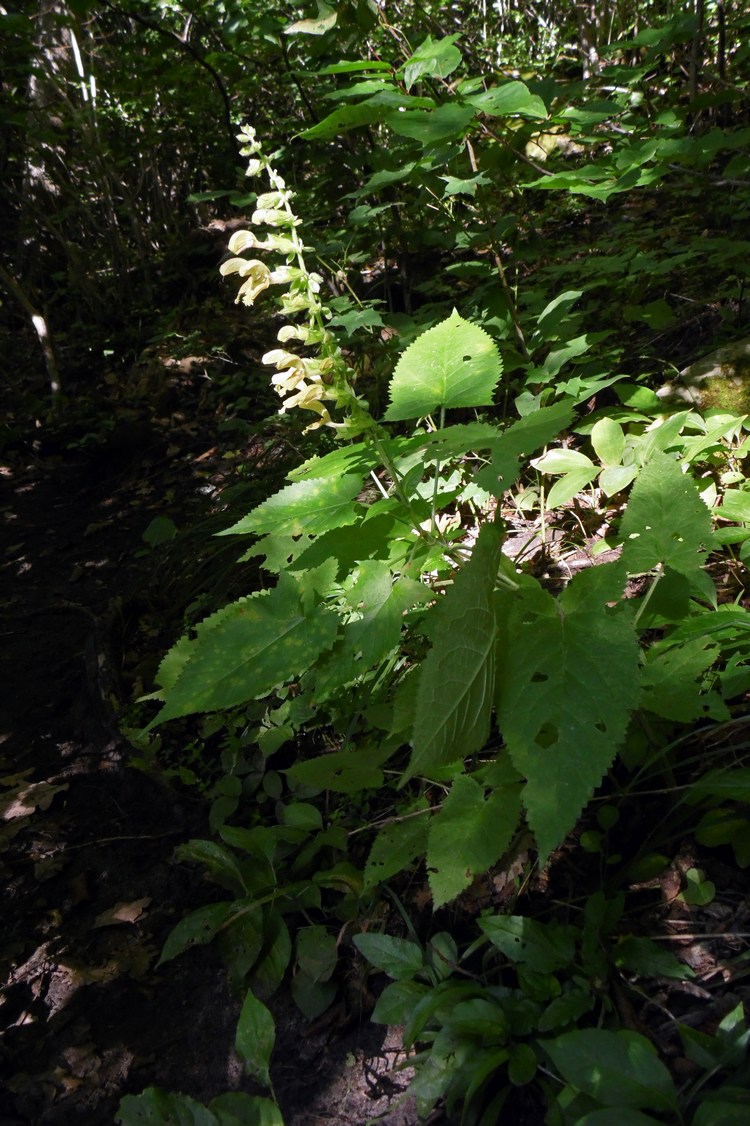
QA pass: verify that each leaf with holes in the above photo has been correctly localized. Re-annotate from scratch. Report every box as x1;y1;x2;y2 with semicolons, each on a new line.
384;310;501;421
620;452;713;581
496;571;640;864
427;771;522;908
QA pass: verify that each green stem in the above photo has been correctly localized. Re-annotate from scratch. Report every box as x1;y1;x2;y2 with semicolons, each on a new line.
633;564;664;628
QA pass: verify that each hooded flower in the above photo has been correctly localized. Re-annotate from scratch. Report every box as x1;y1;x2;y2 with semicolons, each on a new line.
218;257;272;306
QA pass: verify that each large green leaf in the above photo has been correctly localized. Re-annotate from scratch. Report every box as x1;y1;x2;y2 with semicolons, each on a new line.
403;523;504;783
620;451;713;580
545;1029;679;1113
467;81;548;119
384;310;502;422
480;914;578;973
219;474;364;538
387;103;476;146
150;574;338;726
496;571;640;863
427;772;522;908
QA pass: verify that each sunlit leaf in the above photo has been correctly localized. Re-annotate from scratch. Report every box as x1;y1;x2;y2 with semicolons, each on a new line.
384;310;502;421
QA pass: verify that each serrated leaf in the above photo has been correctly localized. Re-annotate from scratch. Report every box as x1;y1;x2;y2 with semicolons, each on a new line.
497;573;640;864
150;574;338;726
620;453;713;579
545;1029;679;1112
235;990;275;1087
384;310;501;421
427;773;522;907
403;34;462;90
285;744;392;793
220;474;364;537
480;915;577;973
363;801;429;889
353;933;424;980
403;523;504;782
313;562;429;698
640;638;725;722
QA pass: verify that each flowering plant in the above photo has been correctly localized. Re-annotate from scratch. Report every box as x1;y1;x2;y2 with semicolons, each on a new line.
220;126;368;435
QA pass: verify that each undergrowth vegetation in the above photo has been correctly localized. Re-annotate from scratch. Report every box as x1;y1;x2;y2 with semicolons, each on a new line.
116;7;750;1124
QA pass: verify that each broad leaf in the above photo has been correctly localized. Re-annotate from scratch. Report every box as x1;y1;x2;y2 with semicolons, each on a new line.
403;34;462;90
467;81;547;119
497;573;640;863
150;574;338;725
220;474;364;537
285;744;393;793
620;452;713;580
285;0;337;36
545;1029;679;1113
235;990;275;1088
116;1088;218;1125
158;902;234;967
353;933;424;980
387;103;476;146
427;772;522;908
403;523;504;782
640;637;727;722
384;310;502;421
480;915;577;973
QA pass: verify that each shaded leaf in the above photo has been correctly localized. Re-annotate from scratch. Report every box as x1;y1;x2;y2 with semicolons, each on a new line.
353;933;424;980
480;915;577;973
150;574;338;726
404;523;504;782
497;573;640;863
545;1029;679;1112
235;990;275;1088
427;772;522;908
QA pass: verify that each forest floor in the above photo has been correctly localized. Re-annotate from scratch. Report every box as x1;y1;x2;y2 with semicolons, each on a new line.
0;373;420;1126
